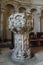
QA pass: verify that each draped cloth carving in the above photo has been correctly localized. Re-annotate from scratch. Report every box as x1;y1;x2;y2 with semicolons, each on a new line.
8;13;33;62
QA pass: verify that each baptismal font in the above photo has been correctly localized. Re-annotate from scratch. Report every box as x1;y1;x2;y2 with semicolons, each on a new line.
8;12;33;62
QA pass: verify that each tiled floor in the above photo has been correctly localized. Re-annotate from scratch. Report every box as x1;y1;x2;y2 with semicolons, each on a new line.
0;47;43;65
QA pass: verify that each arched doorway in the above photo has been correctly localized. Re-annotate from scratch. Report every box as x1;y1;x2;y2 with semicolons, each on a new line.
19;7;26;13
3;4;15;48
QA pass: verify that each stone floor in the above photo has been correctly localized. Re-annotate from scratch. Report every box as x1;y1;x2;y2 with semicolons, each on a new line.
0;47;43;65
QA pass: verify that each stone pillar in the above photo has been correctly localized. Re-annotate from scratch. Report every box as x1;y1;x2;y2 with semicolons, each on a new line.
32;7;41;32
1;9;5;41
2;7;14;41
40;14;43;32
2;9;8;41
0;3;1;42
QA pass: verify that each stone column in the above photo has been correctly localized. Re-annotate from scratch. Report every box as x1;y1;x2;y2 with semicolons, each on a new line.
2;9;8;41
32;7;41;32
40;14;43;32
0;3;1;41
1;8;5;41
36;7;41;32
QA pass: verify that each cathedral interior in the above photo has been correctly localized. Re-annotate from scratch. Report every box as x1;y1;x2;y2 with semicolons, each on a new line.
0;0;43;65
